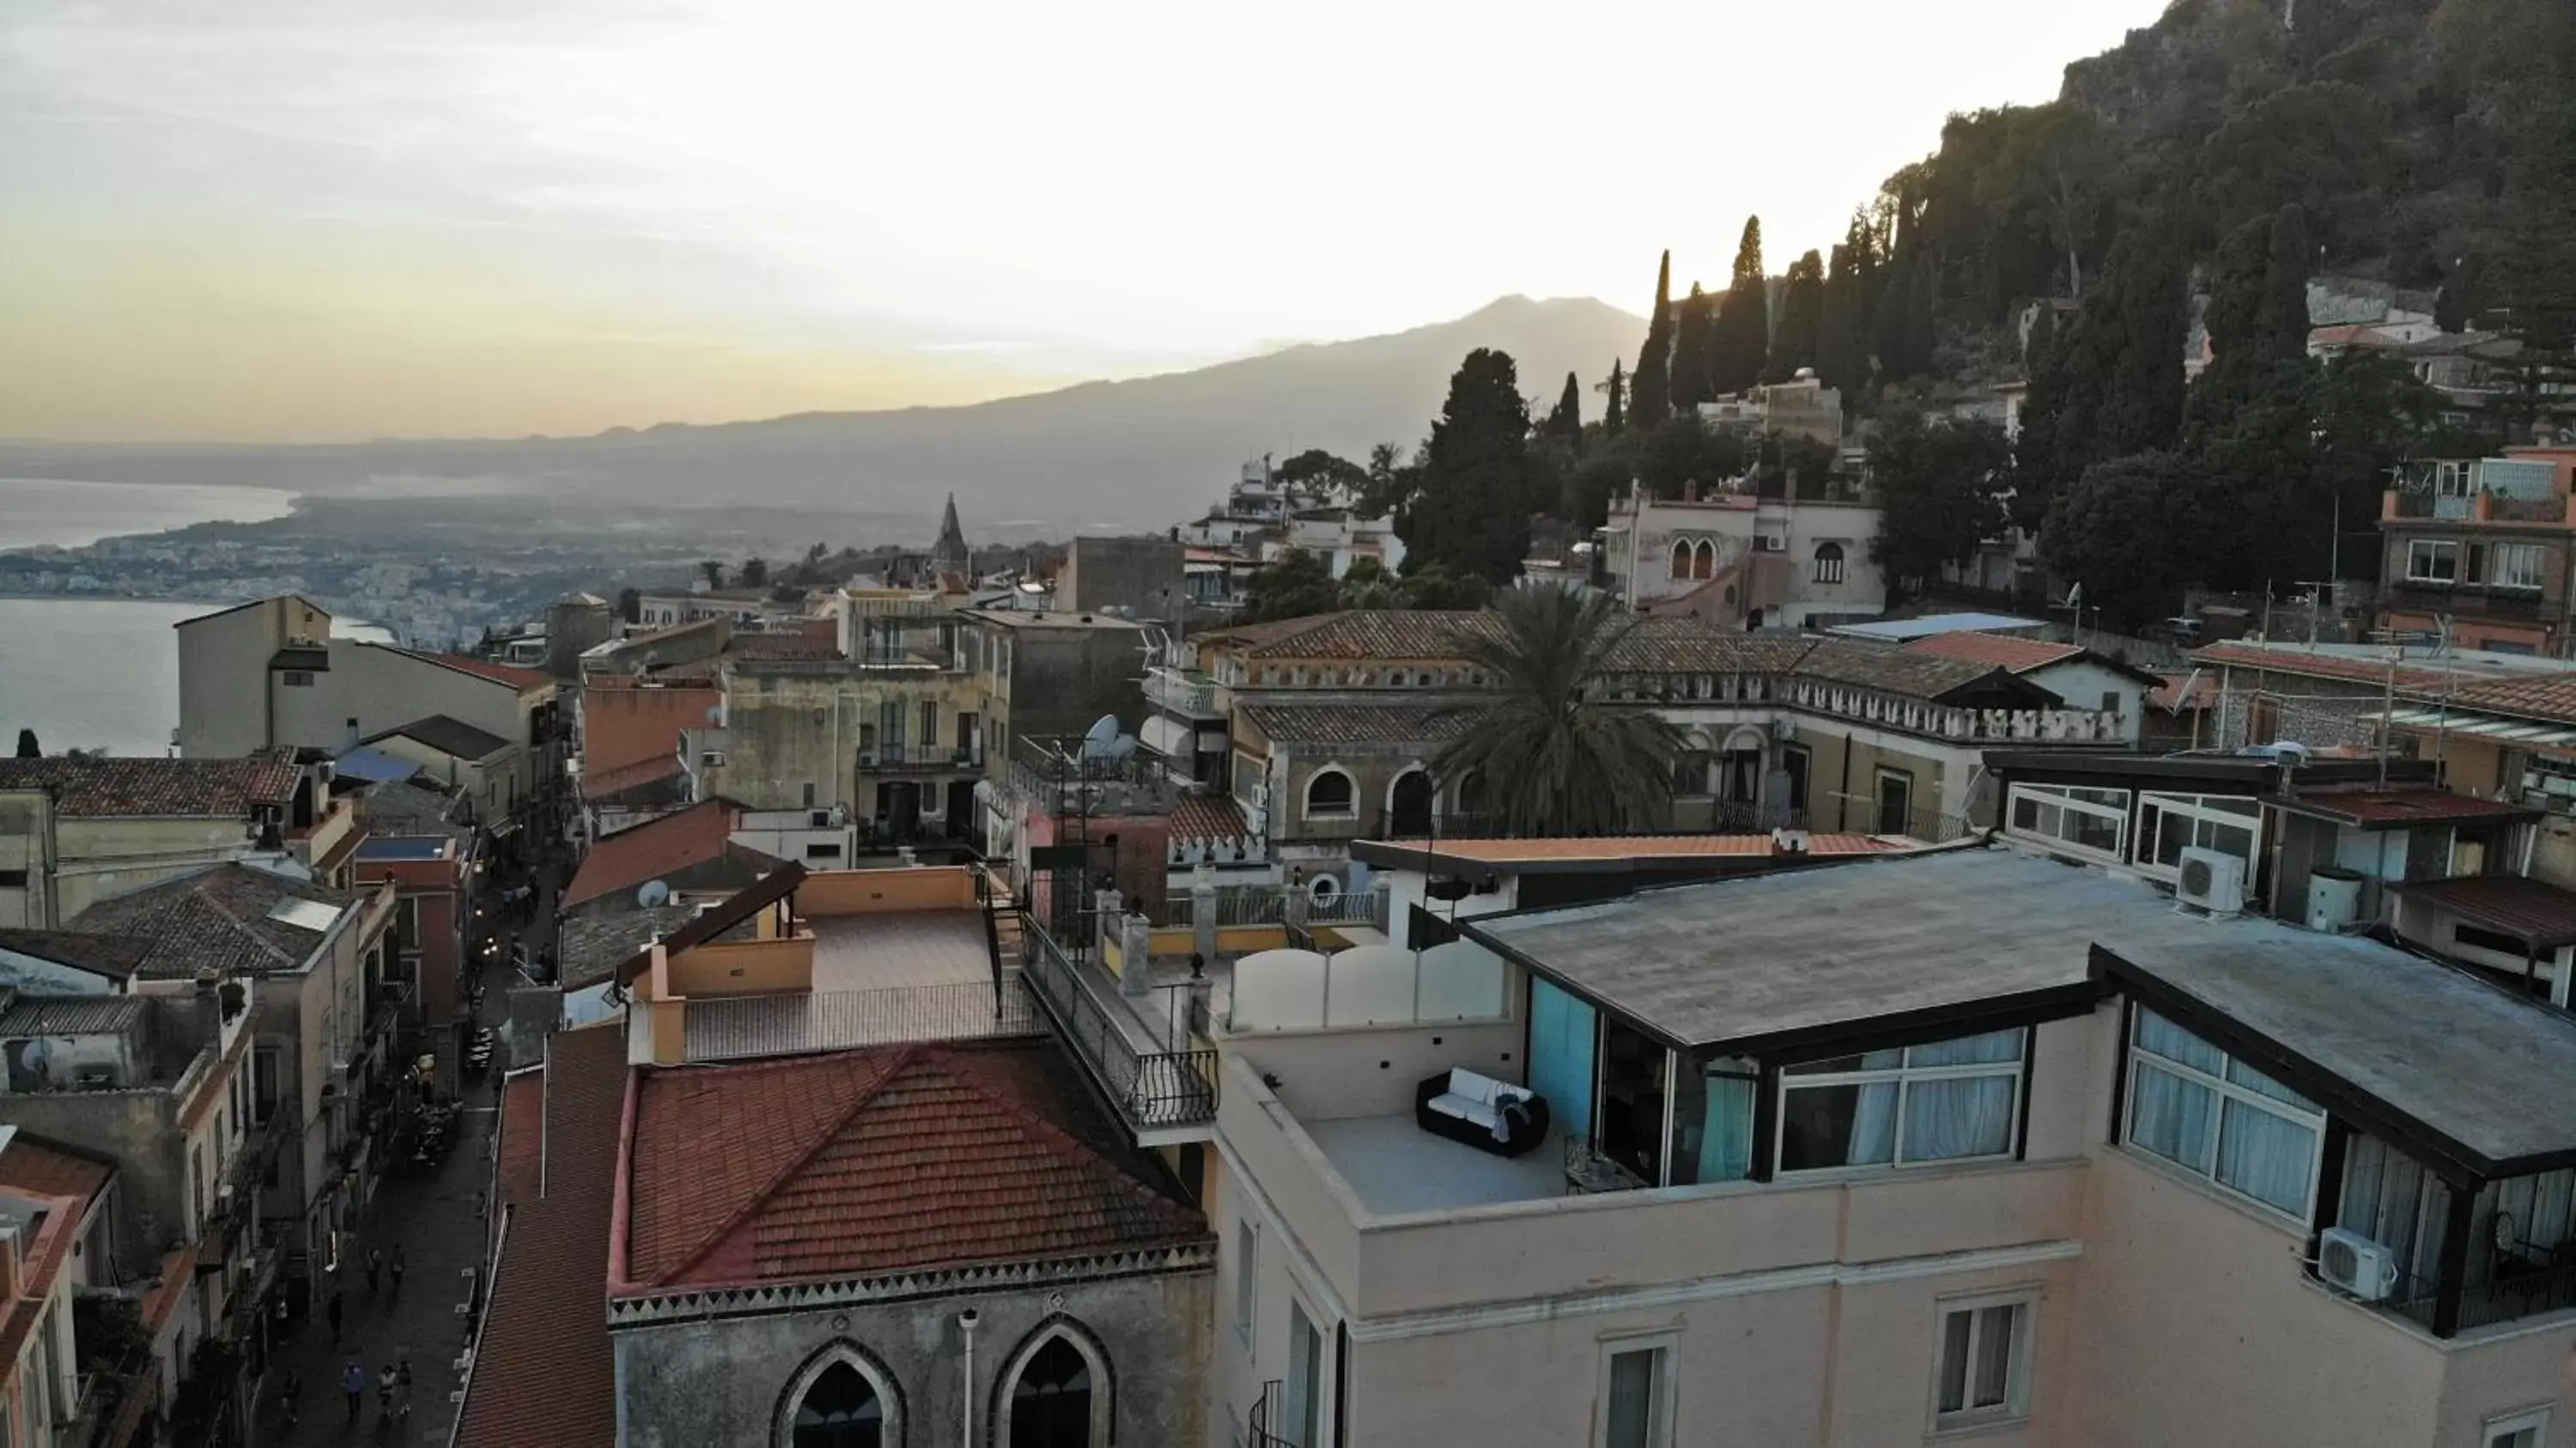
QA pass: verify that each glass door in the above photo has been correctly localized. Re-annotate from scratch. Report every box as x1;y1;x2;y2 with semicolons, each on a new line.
1285;1302;1322;1447
1528;977;1597;1141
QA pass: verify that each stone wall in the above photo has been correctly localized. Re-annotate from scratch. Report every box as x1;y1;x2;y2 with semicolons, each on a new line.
612;1266;1212;1448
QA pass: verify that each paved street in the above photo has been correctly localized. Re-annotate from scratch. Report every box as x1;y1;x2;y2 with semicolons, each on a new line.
255;861;563;1448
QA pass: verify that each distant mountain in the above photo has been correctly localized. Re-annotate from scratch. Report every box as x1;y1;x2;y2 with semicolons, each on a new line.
0;295;1644;537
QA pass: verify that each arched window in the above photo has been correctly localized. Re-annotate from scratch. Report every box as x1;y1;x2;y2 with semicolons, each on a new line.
775;1342;902;1448
1007;1338;1096;1448
1388;770;1434;838
1693;539;1717;580
1669;540;1694;580
1453;770;1487;819
1304;769;1354;818
1814;541;1846;584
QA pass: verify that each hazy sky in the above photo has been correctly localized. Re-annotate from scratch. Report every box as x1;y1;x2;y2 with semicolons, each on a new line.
1;0;2171;444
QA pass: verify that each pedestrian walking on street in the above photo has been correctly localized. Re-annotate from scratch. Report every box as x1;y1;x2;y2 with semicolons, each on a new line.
365;1245;384;1294
326;1289;344;1345
390;1243;407;1299
377;1363;398;1423
342;1360;365;1425
278;1366;301;1431
397;1359;415;1421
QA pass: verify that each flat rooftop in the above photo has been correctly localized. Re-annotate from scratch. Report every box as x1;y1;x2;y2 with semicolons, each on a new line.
810;910;988;993
1306;1115;1565;1214
2099;931;2576;1175
682;910;1010;1062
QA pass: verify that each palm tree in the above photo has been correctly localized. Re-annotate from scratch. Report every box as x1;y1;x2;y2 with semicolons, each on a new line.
1433;585;1683;837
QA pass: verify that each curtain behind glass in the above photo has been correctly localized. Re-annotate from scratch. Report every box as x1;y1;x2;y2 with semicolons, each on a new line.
2129;1062;2215;1169
2215;1098;2317;1214
1907;1030;2024;1068
2135;1010;2223;1074
1850;1082;1898;1165
1698;1074;1754;1183
1905;1075;2016;1161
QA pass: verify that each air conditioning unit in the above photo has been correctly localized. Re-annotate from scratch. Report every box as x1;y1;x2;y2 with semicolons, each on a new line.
2174;846;2247;919
2318;1226;2399;1301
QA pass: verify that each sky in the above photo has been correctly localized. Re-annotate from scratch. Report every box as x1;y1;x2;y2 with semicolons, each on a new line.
0;0;2173;444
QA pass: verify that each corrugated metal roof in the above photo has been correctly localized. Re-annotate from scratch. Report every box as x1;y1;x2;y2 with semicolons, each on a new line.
0;995;146;1037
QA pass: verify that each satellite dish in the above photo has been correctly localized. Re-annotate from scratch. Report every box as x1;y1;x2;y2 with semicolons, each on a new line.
636;879;671;908
1080;715;1121;754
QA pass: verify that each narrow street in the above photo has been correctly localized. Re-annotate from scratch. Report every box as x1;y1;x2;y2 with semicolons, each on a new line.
254;862;562;1448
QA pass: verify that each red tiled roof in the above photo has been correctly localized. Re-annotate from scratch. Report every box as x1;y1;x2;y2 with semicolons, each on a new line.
2446;674;2576;726
1903;631;2084;673
381;647;552;691
0;1133;114;1205
563;800;767;908
2389;874;2576;950
1170;795;1249;841
616;1040;1206;1294
0;755;298;818
2191;642;2454;691
2275;788;2537;829
456;1024;626;1448
2150;671;2217;713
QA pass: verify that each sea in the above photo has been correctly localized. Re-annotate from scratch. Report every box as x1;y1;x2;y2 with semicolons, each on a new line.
0;478;299;756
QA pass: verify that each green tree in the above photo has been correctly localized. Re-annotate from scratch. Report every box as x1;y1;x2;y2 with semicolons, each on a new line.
1431;585;1684;837
2053;222;2189;483
1815;216;1881;393
1768;250;1826;381
614;587;641;624
1242;550;1345;623
1601;359;1626;433
1668;283;1718;412
1398;563;1492;611
2039;452;2206;633
1546;371;1584;449
1399;349;1534;584
738;557;769;588
1868;417;2013;601
2008;303;2069;530
1277;447;1371;499
1630;251;1674;429
1712;216;1770;395
697;560;725;589
13;729;36;759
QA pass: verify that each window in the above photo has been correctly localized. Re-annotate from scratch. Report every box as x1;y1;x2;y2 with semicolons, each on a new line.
1813;541;1846;584
1234;1220;1257;1346
2407;538;2460;583
1597;1337;1674;1448
1668;751;1711;797
2136;792;2261;883
1669;540;1694;581
281;670;314;687
1874;770;1913;836
1694;539;1716;580
1303;769;1354;818
1931;1293;2032;1431
1778;1029;2026;1172
2483;1408;2552;1448
2494;544;2549;590
2005;782;2129;863
999;1328;1109;1448
2123;1007;2324;1218
804;843;843;860
0;869;27;889
802;783;817;809
777;1346;898;1448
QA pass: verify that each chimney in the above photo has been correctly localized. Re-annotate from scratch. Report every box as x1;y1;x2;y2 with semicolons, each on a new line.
1683;479;1699;503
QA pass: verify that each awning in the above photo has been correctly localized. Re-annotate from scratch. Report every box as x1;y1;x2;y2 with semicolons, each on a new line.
2389;874;2576;951
2368;709;2576;748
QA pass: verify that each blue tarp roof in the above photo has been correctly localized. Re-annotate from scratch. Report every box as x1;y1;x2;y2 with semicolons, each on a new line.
331;746;421;784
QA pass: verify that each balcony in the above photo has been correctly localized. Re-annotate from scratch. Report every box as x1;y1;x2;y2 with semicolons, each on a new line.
1017;921;1217;1135
857;743;985;772
1145;666;1224;720
2385;581;2547;620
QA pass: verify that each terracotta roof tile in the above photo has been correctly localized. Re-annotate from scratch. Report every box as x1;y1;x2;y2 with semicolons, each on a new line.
1236;702;1479;748
563;800;778;908
579;755;688;802
2190;642;2454;691
2446;674;2576;726
455;1025;625;1448
1601;617;1819;674
0;1134;114;1205
0;755;297;818
1170;795;1249;841
70;863;372;978
1794;637;2038;701
0;928;152;981
381;648;552;690
1212;611;1497;660
1903;631;2084;673
618;1039;1206;1293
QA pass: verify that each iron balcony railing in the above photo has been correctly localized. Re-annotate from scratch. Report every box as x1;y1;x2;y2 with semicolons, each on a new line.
1018;919;1218;1130
1249;1381;1292;1448
2373;1250;2576;1338
1145;667;1224;718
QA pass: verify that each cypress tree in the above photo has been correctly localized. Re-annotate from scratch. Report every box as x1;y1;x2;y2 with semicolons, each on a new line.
1768;250;1826;381
1400;349;1535;584
1711;216;1770;395
1668;283;1718;413
1602;360;1626;433
1630;251;1674;429
1551;371;1584;450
